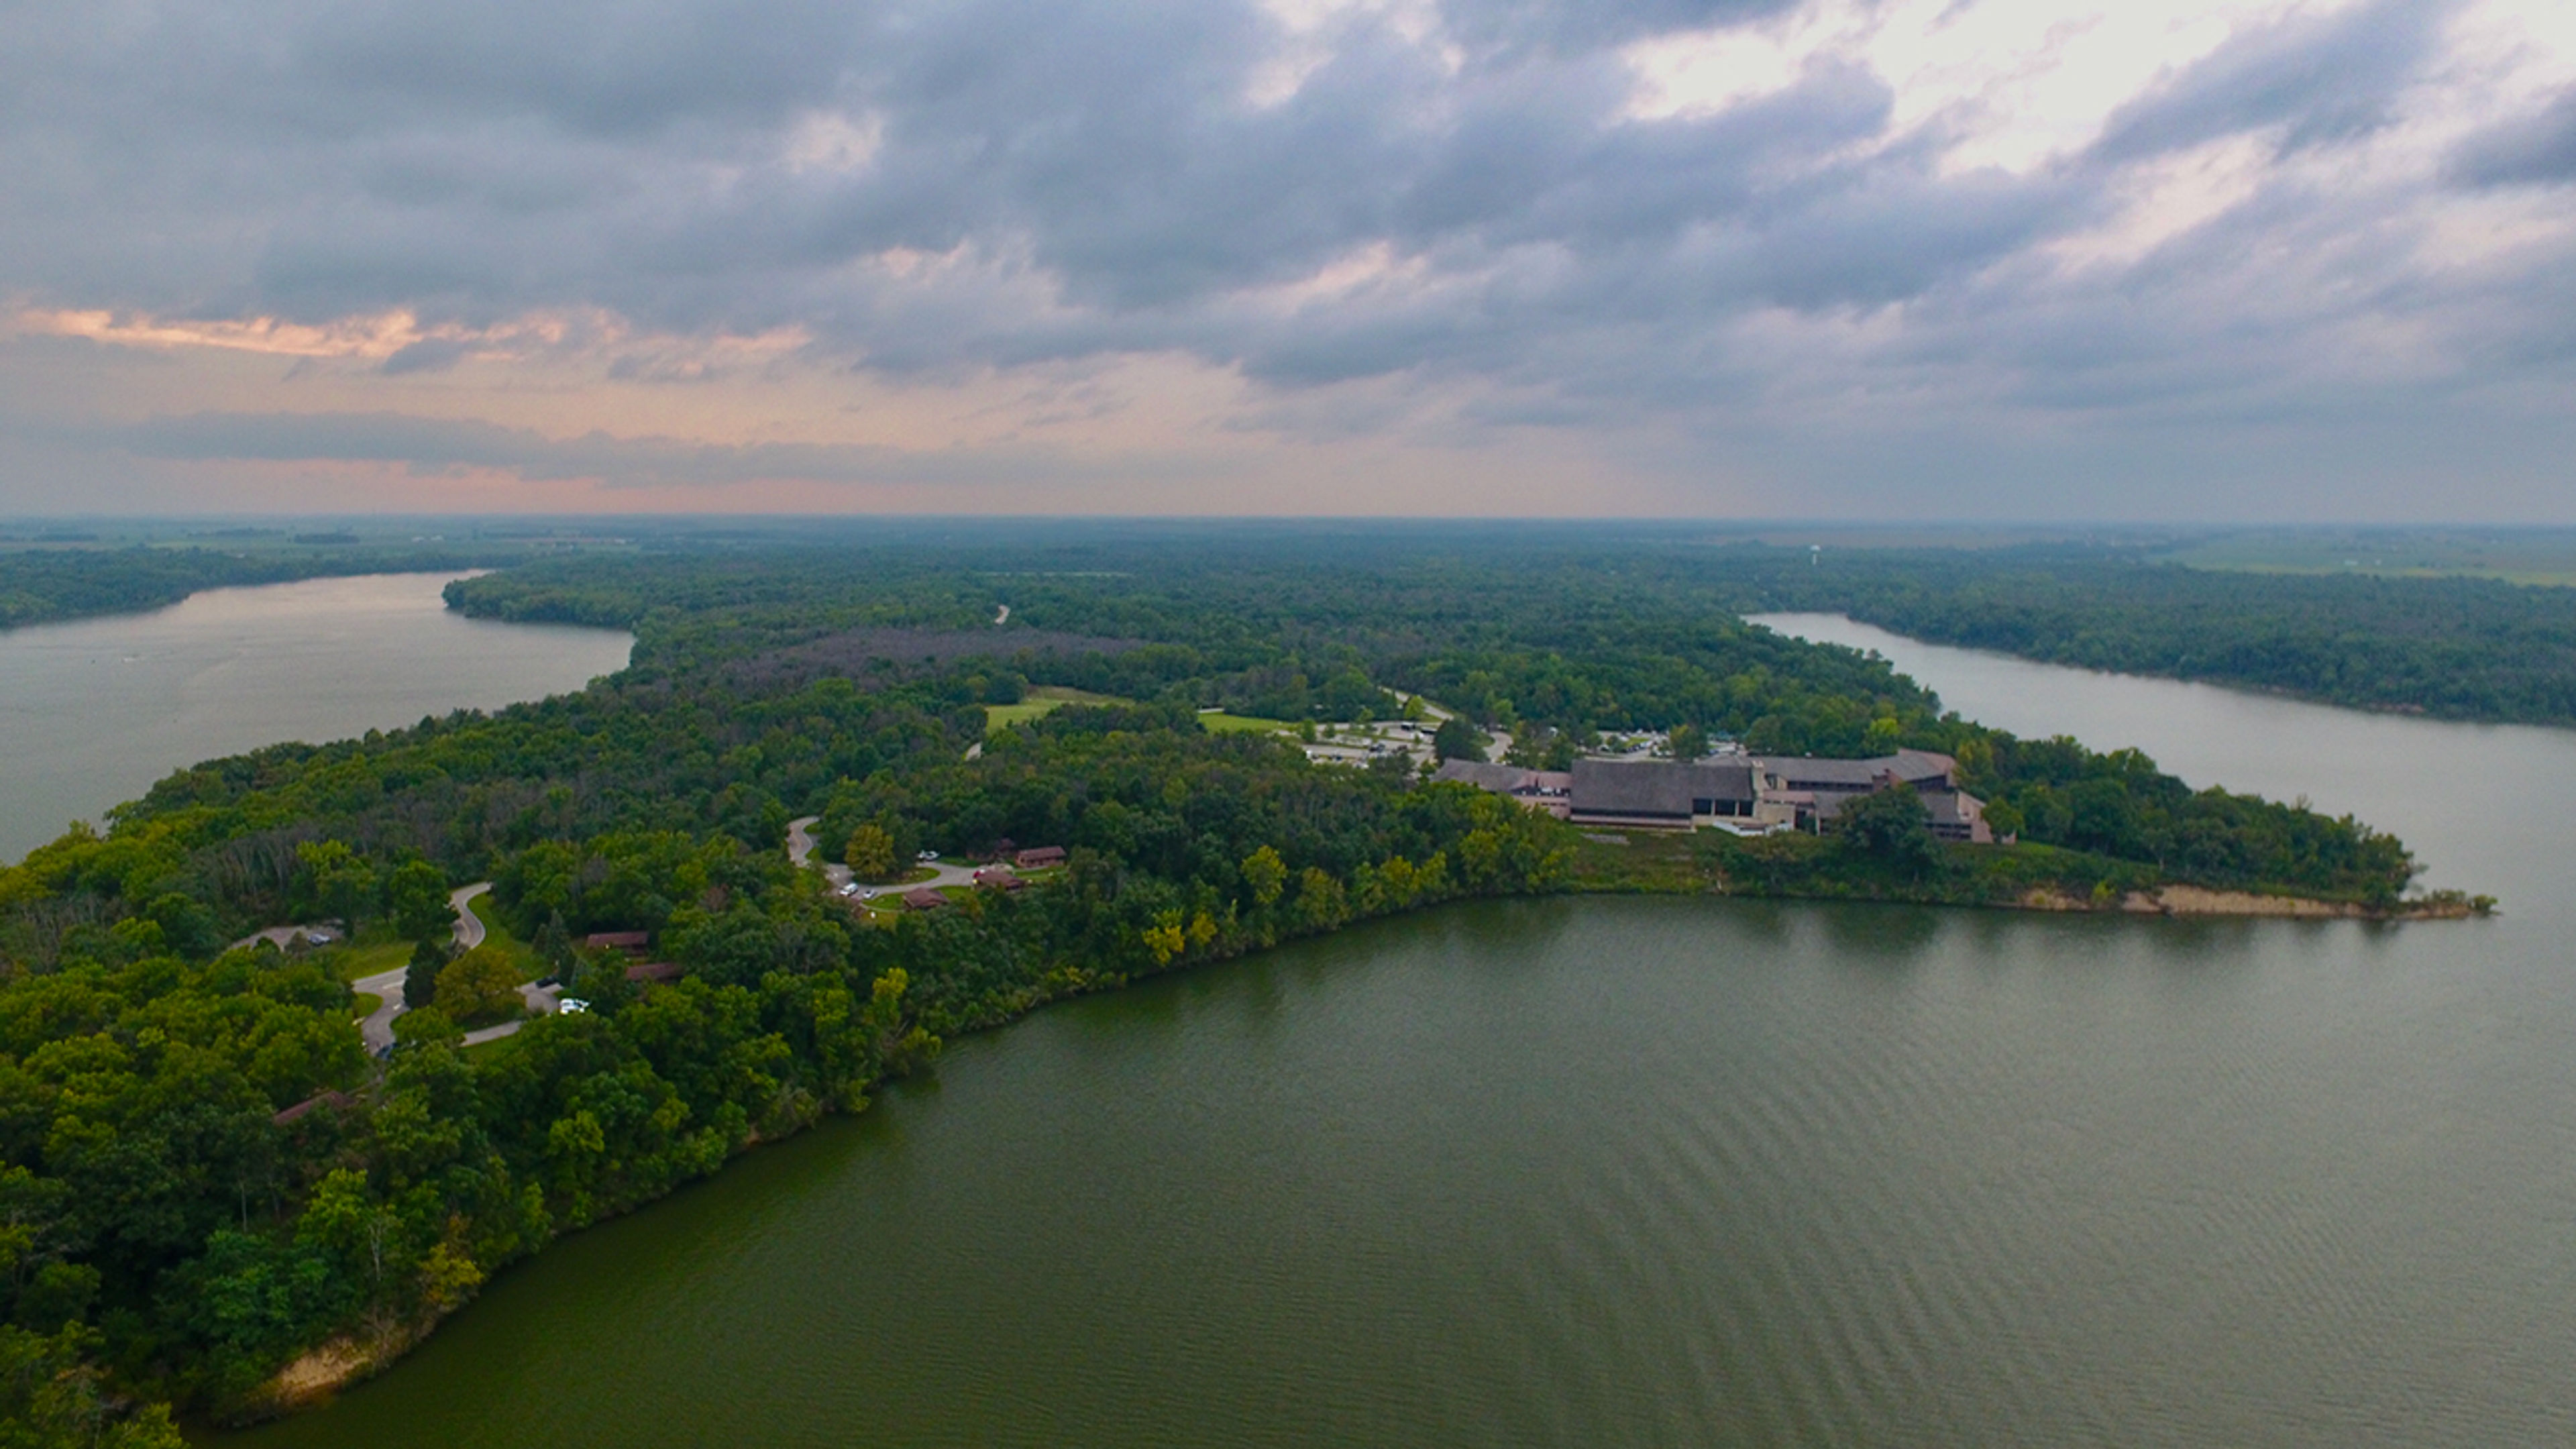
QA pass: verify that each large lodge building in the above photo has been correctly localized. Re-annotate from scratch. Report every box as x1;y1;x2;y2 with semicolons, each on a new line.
1434;747;1992;843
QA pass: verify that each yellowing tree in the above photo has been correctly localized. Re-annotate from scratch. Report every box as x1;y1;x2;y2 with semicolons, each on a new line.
844;823;898;882
1242;845;1287;907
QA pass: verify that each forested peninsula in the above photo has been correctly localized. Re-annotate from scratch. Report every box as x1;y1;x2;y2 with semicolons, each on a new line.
0;537;2469;1443
1713;543;2576;727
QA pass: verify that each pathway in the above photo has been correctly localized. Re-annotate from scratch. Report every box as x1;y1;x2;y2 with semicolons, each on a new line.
231;922;342;951
790;815;989;908
788;815;855;890
353;881;507;1055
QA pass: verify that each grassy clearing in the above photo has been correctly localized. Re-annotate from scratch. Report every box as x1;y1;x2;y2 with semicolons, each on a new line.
350;991;382;1019
470;894;542;979
984;686;1130;733
329;938;411;982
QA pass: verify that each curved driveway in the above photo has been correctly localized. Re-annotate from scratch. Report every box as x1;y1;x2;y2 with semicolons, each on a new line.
790;815;998;905
354;881;504;1055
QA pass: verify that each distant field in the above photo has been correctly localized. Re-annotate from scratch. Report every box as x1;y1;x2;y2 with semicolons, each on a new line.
2159;529;2576;587
1196;711;1297;734
984;685;1129;732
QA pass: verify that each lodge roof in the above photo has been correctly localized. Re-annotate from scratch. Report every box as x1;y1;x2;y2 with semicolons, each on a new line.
1756;749;1957;792
1432;760;1542;792
1568;759;1756;818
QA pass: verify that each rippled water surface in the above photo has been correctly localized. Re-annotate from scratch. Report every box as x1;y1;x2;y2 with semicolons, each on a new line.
226;616;2576;1448
0;573;631;861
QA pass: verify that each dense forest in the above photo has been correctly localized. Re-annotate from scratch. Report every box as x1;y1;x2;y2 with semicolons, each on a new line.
1727;545;2576;727
19;528;2576;730
0;535;2449;1442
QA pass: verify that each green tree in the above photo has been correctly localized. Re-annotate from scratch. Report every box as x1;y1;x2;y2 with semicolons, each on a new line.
385;860;452;945
295;841;378;932
0;1324;184;1448
533;910;575;980
403;939;449;1010
431;945;523;1027
1432;716;1484;762
1833;784;1939;875
1667;722;1706;761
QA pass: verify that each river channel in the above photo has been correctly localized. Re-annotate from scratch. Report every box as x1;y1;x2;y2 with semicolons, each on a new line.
0;573;632;863
226;616;2573;1448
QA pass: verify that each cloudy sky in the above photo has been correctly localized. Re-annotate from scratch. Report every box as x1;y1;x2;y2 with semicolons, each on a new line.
5;0;2573;519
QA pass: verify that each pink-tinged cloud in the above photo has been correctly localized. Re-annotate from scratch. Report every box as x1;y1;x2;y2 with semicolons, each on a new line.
4;0;2576;518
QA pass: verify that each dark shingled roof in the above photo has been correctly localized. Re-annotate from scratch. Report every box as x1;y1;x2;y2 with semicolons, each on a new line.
1568;760;1756;818
1758;749;1956;794
1432;760;1542;792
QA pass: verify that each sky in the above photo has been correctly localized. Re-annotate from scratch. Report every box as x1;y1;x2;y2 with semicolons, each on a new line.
4;0;2574;521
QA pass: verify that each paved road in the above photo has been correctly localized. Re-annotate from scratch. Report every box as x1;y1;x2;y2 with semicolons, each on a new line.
451;882;489;949
791;816;995;907
354;881;503;1055
789;815;856;890
353;963;409;1055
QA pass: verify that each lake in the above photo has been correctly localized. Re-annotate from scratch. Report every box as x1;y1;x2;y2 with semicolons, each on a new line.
225;616;2575;1447
0;573;632;863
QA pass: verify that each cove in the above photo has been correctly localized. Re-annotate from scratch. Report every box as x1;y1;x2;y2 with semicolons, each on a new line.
222;620;2576;1448
0;573;632;863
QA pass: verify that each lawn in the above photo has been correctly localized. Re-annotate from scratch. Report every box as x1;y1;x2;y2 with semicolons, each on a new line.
329;938;413;981
984;686;1130;733
470;893;543;979
350;991;382;1019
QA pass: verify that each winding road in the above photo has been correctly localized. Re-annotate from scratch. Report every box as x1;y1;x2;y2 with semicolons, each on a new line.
350;881;554;1055
790;814;987;904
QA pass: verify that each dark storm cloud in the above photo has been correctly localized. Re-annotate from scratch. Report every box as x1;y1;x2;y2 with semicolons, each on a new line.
2089;0;2452;162
2446;87;2576;189
2;0;2569;515
1434;0;1801;58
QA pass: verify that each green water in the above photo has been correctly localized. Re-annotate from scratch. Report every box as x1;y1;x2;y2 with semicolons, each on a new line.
225;619;2576;1447
0;573;631;862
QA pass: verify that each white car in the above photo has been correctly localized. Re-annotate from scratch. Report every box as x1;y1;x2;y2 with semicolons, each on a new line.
558;999;590;1014
916;849;938;861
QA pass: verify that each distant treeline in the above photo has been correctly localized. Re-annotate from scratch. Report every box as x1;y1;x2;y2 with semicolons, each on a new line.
0;545;517;631
1723;546;2576;727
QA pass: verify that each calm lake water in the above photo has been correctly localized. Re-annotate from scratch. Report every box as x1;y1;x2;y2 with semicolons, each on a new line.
0;574;631;863
225;616;2575;1448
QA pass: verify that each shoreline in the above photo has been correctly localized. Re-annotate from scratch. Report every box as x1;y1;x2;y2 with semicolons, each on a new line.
225;869;2485;1424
